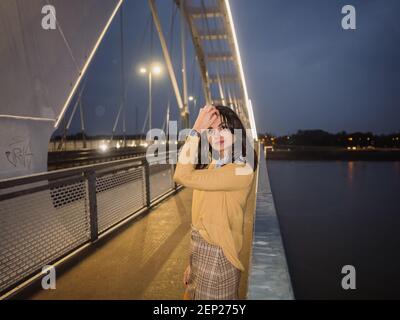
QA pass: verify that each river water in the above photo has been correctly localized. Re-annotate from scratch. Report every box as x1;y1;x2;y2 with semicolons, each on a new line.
267;160;400;299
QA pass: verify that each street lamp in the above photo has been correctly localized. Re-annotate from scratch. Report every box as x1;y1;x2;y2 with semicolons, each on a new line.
139;63;163;134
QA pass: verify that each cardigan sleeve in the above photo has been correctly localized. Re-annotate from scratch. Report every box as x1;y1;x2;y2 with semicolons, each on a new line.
173;135;255;191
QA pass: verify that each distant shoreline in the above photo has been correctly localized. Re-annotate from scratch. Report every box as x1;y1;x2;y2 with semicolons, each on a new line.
265;146;400;161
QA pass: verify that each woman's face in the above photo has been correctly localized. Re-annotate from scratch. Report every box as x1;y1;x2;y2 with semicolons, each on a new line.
207;115;235;154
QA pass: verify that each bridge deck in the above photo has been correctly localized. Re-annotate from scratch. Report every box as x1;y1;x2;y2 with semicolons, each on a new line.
15;186;256;300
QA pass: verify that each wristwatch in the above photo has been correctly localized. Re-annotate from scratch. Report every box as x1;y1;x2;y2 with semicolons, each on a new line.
188;129;201;138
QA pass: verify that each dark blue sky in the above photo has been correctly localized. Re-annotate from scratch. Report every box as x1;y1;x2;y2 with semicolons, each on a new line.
58;0;400;137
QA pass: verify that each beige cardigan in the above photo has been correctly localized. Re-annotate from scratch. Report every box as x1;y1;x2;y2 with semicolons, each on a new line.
173;134;255;271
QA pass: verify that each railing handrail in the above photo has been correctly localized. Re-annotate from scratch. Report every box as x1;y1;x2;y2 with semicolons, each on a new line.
0;151;177;189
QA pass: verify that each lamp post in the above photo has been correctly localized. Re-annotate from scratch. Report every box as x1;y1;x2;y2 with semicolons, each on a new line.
139;63;163;135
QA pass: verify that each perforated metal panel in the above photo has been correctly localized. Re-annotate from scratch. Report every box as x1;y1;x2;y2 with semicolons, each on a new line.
149;164;175;201
0;155;177;296
97;166;146;233
0;178;90;293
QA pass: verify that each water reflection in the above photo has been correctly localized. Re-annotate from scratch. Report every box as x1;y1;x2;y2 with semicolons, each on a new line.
267;160;400;299
347;161;355;185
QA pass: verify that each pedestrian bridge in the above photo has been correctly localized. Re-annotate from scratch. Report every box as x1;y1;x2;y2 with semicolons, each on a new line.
0;0;295;300
0;142;293;300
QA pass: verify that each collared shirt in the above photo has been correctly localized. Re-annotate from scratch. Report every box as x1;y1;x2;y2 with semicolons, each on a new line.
215;154;230;168
215;153;246;168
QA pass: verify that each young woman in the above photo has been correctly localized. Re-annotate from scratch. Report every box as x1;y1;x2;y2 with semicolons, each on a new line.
173;105;258;300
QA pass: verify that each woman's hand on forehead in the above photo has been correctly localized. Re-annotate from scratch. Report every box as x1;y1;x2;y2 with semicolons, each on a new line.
204;105;221;128
193;105;221;133
210;114;222;129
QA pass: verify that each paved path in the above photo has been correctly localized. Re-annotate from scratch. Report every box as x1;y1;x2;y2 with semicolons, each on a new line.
16;185;256;300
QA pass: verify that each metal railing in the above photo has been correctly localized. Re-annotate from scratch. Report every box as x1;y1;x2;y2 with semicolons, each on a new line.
0;152;178;296
247;143;294;299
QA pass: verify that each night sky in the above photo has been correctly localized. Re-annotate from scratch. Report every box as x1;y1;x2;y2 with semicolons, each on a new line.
58;0;400;138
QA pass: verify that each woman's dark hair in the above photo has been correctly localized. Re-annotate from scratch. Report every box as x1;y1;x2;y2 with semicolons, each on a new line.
195;105;258;172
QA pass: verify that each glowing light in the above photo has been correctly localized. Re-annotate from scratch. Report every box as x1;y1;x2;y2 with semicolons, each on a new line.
248;99;258;142
224;0;255;140
139;63;163;76
55;0;124;128
152;65;162;75
189;96;194;102
99;143;109;152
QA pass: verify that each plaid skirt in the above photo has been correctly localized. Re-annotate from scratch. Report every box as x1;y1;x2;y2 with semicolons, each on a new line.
186;225;241;300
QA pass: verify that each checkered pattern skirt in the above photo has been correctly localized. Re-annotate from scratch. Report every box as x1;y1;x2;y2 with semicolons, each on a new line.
186;225;241;300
